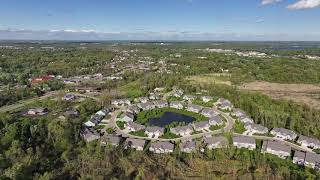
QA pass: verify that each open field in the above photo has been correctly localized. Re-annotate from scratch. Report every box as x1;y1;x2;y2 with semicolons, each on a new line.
186;74;320;110
240;81;320;110
186;73;231;86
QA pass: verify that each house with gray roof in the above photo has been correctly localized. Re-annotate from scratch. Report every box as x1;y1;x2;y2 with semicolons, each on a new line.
63;93;77;101
203;136;228;150
293;151;306;166
193;121;210;132
124;138;146;151
244;122;268;135
297;135;320;150
149;141;175;154
145;127;165;138
270;128;297;141
202;96;213;103
126;105;141;115
239;117;254;124
171;125;193;136
201;108;220;118
170;101;184;109
119;112;135;122
183;95;196;101
180;140;196;153
27;107;49;116
171;90;184;97
125;121;145;132
209;116;224;126
111;99;131;106
101;135;121;146
135;97;149;103
216;98;233;111
232;108;247;119
233;136;256;150
261;140;291;159
154;100;168;108
187;104;203;113
305;152;320;169
137;102;155;111
81;127;100;143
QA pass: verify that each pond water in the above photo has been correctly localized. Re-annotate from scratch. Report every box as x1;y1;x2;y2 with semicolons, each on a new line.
148;112;195;127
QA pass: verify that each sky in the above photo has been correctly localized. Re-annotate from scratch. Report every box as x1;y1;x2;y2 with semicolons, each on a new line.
0;0;320;41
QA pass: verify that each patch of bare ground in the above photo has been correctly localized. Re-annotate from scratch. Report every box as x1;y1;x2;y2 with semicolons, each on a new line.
240;81;320;110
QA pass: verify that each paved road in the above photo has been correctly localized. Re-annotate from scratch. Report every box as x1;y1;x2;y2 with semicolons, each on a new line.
0;91;100;113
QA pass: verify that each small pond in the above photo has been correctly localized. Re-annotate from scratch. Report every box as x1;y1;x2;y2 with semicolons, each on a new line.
148;112;195;127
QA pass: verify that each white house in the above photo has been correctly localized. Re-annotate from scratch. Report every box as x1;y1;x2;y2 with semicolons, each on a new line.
149;141;175;154
145;127;165;138
124;138;146;151
233;136;256;150
180;140;196;153
244;122;268;135
193;121;210;132
203;136;228;150
297;135;320;150
270;128;297;141
202;96;213;103
120;112;135;122
170;101;184;109
187;104;203;113
125;121;145;132
171;125;193;136
209;116;224;126
304;152;320;169
201;108;220;118
261;140;291;159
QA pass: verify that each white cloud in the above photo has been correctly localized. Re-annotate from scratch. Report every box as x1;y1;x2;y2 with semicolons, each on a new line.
287;0;320;9
261;0;282;5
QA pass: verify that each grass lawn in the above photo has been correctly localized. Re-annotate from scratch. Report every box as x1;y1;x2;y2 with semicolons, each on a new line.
129;130;147;137
118;80;146;99
116;121;127;130
192;99;216;108
233;120;246;134
210;124;224;131
159;131;181;139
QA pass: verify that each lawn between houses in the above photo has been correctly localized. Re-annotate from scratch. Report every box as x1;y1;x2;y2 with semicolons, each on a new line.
136;107;209;125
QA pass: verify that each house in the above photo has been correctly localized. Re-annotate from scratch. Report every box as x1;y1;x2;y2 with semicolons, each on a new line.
232;108;247;119
297;135;320;149
202;96;213;103
96;108;111;116
201;108;220;118
120;112;135;122
85;113;104;127
239;117;254;124
293;151;306;166
187;104;203;113
172;90;184;97
101;135;121;146
145;127;165;138
31;76;54;84
137;102;155;111
81;127;100;143
154;100;168;108
75;86;101;93
180;140;196;153
64;108;80;118
261;140;291;159
270;128;297;141
304;152;320;169
27;108;49;116
244;122;268;135
125;121;145;132
216;98;233;111
233;136;256;150
203;136;228;150
209;116;223;126
126;105;141;115
136;97;149;103
171;125;193;136
63;93;77;101
170;101;184;109
183;95;196;101
193;121;210;132
149;92;161;100
111;99;131;106
149;141;175;154
124;138;146;151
